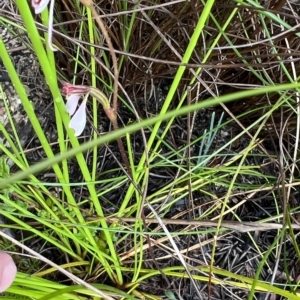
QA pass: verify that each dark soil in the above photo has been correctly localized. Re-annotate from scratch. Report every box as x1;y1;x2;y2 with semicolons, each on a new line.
1;1;300;299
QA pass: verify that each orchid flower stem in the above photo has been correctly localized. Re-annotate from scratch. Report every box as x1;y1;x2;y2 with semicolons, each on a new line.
90;87;110;109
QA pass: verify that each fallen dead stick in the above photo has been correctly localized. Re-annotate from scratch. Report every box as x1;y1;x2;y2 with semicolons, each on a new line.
24;217;300;233
86;217;300;233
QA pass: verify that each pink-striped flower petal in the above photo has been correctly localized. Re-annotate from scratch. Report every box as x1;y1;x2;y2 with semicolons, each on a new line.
0;253;17;293
31;0;50;14
69;99;87;136
66;94;81;116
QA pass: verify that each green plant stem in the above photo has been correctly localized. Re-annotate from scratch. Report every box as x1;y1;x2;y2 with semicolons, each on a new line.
83;0;119;111
13;0;122;284
120;0;216;217
80;0;131;178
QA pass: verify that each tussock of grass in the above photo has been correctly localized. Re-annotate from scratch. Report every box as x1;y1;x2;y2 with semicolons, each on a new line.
1;0;300;299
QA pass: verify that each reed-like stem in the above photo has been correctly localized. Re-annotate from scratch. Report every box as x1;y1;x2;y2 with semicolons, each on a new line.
79;1;131;178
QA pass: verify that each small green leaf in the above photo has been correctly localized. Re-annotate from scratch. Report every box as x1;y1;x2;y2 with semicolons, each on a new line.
165;290;177;300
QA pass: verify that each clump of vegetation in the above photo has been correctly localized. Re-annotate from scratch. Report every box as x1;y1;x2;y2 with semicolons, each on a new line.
1;0;300;299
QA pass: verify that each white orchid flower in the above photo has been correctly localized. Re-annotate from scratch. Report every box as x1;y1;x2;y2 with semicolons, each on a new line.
31;0;56;51
62;82;91;136
61;82;113;136
31;0;50;14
